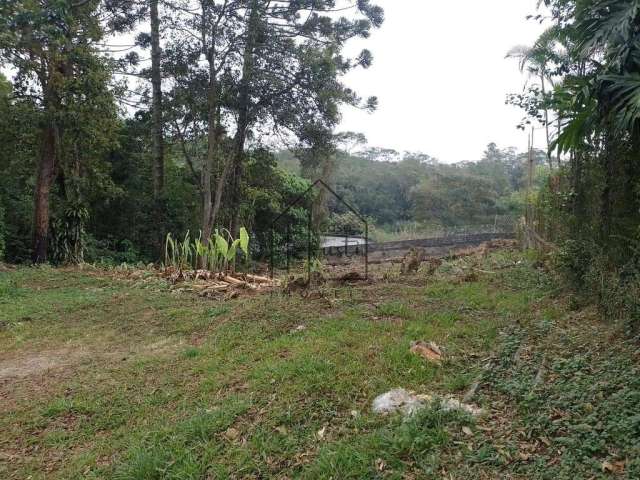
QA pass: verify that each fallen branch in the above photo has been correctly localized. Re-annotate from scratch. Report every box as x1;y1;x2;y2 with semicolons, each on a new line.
530;356;546;394
244;273;272;284
463;358;495;404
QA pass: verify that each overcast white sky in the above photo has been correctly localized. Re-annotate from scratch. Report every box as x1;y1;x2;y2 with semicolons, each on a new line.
340;0;548;163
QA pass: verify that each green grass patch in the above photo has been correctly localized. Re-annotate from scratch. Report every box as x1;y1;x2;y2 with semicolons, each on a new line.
1;254;637;479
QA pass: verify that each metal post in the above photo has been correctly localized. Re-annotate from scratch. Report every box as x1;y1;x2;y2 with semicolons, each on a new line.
344;233;348;258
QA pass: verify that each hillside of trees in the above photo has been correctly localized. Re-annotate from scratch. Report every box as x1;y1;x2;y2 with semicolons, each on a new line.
3;0;640;332
278;143;548;236
0;0;546;266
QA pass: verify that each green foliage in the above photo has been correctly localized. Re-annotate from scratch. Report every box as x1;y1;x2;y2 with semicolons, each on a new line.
412;173;499;227
239;227;249;258
279;144;544;231
514;0;640;331
0;74;39;263
50;204;89;265
326;212;366;235
165;228;251;273
85;237;142;266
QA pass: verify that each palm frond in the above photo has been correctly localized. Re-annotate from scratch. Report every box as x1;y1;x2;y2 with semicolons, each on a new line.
601;73;640;131
576;0;640;63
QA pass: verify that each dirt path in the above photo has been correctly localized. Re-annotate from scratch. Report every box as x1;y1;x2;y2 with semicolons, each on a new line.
0;338;183;382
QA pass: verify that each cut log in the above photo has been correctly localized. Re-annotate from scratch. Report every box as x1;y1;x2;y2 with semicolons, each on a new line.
244;274;272;284
223;275;258;290
223;275;246;286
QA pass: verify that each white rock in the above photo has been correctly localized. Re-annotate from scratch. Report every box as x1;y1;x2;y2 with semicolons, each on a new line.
372;388;483;417
372;388;427;416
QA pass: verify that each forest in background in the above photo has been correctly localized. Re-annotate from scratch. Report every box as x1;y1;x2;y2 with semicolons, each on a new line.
278;143;548;239
3;0;640;331
0;0;547;267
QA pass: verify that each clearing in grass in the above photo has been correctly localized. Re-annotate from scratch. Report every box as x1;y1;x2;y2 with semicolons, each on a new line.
1;251;639;479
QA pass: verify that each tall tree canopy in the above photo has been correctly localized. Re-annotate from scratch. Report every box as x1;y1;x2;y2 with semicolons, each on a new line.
0;0;383;263
0;0;141;262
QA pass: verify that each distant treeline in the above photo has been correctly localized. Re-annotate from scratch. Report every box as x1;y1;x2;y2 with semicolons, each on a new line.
279;143;548;231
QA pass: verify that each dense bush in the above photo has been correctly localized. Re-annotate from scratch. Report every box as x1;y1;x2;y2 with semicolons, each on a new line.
85;237;143;266
554;236;640;336
326;212;367;235
510;0;640;334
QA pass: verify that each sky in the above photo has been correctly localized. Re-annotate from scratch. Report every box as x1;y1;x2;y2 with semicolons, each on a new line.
339;0;548;163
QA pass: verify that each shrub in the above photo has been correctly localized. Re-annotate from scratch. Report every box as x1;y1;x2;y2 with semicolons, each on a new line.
554;236;640;335
85;236;144;266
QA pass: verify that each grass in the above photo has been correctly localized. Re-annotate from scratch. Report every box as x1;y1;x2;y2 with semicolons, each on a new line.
0;251;638;479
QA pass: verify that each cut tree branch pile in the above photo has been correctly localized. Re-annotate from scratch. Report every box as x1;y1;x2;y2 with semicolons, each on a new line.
163;268;280;297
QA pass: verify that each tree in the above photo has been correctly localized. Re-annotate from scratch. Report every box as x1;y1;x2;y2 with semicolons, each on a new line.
224;0;384;235
0;0;139;262
150;0;165;200
335;131;367;154
507;26;567;169
163;0;240;243
166;0;384;238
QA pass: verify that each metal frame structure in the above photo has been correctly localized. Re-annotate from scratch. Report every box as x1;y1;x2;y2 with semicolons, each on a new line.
269;179;369;281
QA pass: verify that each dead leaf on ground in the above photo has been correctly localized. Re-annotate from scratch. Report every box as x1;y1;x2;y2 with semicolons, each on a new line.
602;460;625;474
224;427;240;441
410;340;443;363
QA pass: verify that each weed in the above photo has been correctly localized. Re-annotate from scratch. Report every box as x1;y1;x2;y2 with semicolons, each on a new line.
182;347;201;358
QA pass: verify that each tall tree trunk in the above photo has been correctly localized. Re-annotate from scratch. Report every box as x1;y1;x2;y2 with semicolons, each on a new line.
600;133;615;241
150;0;164;199
556;116;562;168
312;155;336;230
202;47;220;241
229;119;249;237
210;145;230;232
540;73;553;170
229;0;259;236
32;121;57;263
